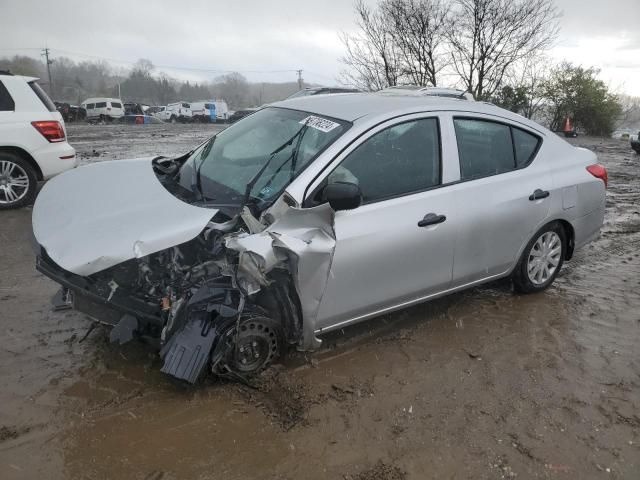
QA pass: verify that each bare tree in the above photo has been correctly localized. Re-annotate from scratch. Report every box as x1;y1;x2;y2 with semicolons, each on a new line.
502;53;550;119
211;72;250;109
383;0;451;87
339;0;401;90
448;0;559;99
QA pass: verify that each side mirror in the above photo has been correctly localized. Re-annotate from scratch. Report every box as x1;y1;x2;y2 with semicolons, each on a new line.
324;182;362;211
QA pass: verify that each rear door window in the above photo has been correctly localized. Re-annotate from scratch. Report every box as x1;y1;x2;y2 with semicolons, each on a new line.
28;81;56;112
111;102;122;109
454;118;541;180
96;102;107;108
0;80;15;111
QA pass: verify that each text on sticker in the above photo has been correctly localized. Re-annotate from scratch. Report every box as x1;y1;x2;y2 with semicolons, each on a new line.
299;116;340;133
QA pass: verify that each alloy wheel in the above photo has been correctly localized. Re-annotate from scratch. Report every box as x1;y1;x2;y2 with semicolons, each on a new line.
0;160;30;205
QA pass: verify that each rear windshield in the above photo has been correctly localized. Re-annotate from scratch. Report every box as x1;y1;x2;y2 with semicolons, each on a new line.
28;81;56;112
182;103;190;108
96;102;107;108
111;102;122;108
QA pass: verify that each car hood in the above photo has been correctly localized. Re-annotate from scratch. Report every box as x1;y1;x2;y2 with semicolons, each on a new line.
32;157;218;276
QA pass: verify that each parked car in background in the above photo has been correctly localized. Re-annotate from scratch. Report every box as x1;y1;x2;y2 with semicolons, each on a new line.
118;114;164;125
81;97;124;123
54;102;86;122
228;107;259;123
191;100;229;123
0;71;76;208
612;128;635;140
286;86;360;99
124;102;148;116
631;131;640;154
146;106;163;116
158;102;193;123
32;92;606;382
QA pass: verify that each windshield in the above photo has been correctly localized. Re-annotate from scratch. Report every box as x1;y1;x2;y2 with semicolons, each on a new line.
177;107;349;207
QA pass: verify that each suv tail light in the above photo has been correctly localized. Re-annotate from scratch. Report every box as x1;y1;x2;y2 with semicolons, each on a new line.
31;121;65;143
586;164;608;188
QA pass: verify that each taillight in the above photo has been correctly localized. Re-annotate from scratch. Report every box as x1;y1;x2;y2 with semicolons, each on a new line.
31;121;65;143
586;164;608;188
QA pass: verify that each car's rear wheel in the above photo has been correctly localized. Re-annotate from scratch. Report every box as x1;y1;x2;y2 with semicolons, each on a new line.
512;222;565;293
0;152;37;209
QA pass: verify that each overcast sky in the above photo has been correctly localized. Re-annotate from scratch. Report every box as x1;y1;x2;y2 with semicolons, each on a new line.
0;0;638;95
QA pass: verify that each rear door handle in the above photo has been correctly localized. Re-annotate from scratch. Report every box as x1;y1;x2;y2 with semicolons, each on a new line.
418;213;446;227
529;189;550;201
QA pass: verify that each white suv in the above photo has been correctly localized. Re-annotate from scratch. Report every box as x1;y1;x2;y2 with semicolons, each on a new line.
0;72;76;209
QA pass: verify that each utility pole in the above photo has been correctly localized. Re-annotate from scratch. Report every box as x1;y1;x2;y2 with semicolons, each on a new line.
296;69;303;90
41;47;54;95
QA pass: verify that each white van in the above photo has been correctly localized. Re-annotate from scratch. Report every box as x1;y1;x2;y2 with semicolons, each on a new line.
191;100;229;123
81;98;124;122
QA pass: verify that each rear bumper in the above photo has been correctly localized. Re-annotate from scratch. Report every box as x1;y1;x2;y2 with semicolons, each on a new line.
34;142;77;179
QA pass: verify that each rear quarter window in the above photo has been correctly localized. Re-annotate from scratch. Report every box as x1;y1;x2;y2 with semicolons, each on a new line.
28;81;56;112
111;102;122;109
0;80;15;111
512;128;541;167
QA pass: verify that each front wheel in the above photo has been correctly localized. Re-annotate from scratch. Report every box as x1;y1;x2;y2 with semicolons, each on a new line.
512;223;565;293
211;314;283;378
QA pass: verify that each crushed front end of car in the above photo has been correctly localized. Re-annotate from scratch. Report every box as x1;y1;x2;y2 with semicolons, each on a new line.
34;169;338;385
32;107;349;383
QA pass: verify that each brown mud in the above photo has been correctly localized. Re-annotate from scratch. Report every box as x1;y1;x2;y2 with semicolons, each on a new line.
0;127;638;479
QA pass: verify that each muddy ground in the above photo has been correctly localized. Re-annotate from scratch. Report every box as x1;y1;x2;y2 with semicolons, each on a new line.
1;124;639;479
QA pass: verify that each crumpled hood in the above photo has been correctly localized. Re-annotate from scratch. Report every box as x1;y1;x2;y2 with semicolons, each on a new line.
32;157;217;276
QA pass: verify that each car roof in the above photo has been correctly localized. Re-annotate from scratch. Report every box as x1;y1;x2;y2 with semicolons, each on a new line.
1;73;39;83
271;92;542;131
83;98;122;103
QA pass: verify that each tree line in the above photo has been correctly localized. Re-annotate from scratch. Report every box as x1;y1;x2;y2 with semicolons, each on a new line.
340;0;625;135
0;55;302;110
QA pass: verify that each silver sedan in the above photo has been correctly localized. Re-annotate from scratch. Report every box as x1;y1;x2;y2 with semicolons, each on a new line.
33;92;607;382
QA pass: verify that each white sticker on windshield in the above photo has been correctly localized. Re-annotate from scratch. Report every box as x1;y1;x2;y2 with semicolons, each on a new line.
299;115;340;133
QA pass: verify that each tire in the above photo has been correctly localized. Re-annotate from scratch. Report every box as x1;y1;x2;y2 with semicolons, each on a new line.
0;152;38;209
211;314;283;378
512;222;566;293
170;116;177;124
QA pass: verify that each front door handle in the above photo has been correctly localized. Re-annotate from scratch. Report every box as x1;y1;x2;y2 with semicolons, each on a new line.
529;189;550;201
418;213;446;227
